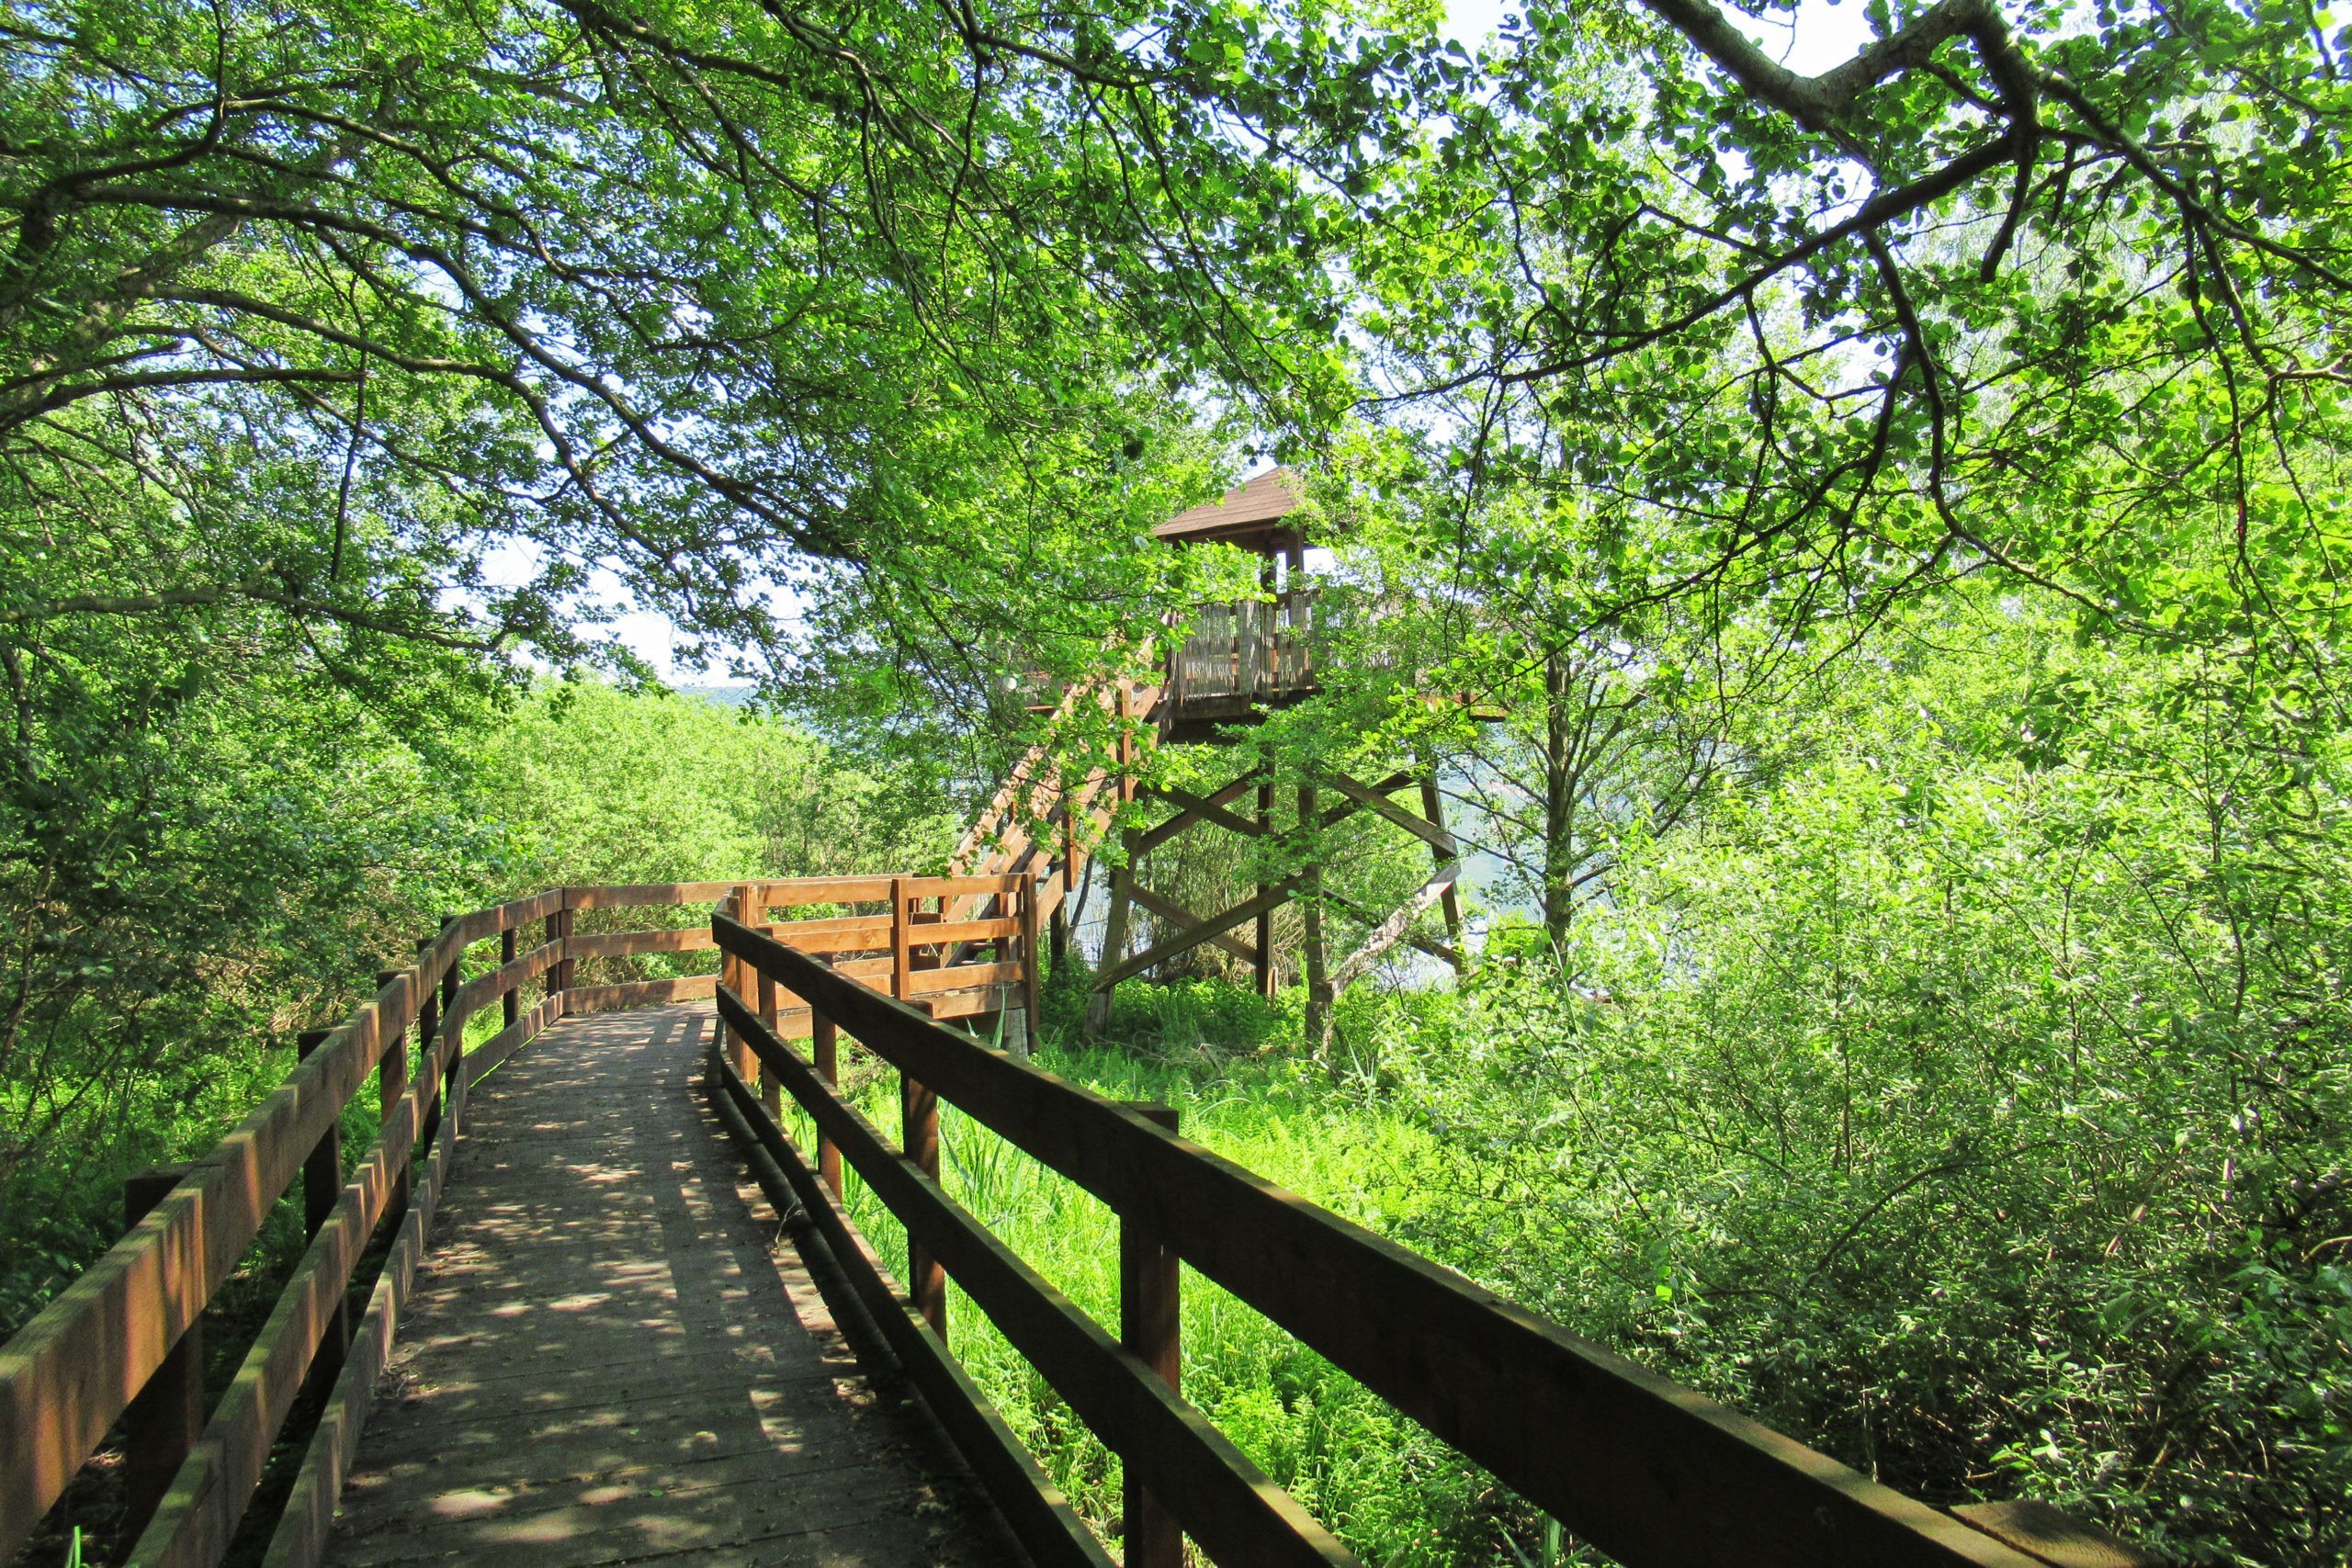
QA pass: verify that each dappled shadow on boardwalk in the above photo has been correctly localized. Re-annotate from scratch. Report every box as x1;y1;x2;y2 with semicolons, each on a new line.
326;1004;1024;1568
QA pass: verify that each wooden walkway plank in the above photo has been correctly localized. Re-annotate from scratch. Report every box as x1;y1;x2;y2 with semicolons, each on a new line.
322;1005;1026;1568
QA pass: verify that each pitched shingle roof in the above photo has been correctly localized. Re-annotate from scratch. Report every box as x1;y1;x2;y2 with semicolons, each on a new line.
1153;468;1303;542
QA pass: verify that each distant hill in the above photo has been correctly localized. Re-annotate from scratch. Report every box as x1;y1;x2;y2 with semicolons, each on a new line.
672;682;757;708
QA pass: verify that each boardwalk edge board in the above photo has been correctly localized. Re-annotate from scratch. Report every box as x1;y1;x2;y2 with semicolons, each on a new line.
704;1042;1114;1568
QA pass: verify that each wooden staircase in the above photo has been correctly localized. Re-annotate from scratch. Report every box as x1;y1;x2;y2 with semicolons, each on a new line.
944;673;1164;942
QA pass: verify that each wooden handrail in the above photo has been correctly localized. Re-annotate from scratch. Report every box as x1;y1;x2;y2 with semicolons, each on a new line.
0;966;423;1555
710;911;2047;1568
0;873;1037;1568
710;984;1350;1568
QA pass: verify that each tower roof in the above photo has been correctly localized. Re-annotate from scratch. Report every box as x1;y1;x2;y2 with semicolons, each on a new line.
1153;468;1304;547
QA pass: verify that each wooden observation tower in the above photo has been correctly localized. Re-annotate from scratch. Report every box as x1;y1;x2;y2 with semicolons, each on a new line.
949;468;1467;1041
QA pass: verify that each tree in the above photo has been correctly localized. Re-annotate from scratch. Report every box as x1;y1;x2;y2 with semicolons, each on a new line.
0;0;1442;694
1335;437;1737;950
1353;0;2350;708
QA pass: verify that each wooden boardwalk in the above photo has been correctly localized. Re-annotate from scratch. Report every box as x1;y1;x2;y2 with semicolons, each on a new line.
1;878;2115;1568
325;1004;1027;1568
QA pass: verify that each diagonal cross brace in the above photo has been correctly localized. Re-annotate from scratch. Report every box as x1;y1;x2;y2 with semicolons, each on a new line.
1325;862;1462;1003
1093;877;1306;992
1126;885;1261;965
1313;772;1457;856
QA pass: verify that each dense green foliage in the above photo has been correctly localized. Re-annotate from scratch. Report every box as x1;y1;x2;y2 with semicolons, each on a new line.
1381;592;2351;1563
6;0;2350;1562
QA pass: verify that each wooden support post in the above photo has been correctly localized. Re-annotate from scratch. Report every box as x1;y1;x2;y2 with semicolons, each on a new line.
1049;797;1076;965
500;921;519;1028
890;875;912;1001
1019;874;1042;1043
811;1010;842;1199
296;1028;349;1401
546;893;574;1000
121;1164;201;1541
890;878;947;1338
1121;1101;1182;1568
720;888;737;1072
1254;777;1276;999
757;953;782;1119
439;916;460;1011
415;939;442;1137
437;913;463;1096
1419;773;1467;969
1299;783;1331;1046
377;967;410;1218
900;1070;946;1340
729;885;756;1080
1085;829;1138;1037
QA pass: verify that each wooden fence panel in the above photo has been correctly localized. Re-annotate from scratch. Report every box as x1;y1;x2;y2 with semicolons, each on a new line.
704;1043;1110;1568
711;913;2037;1568
714;988;1351;1568
125;1024;456;1568
0;976;418;1558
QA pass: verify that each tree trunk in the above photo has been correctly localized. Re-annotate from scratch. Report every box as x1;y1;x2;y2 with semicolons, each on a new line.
1254;776;1276;998
1298;782;1331;1047
1083;829;1137;1036
1543;649;1577;949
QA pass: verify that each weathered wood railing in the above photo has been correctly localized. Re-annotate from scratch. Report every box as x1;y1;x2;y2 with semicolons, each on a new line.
711;910;2086;1568
0;875;1031;1568
1009;589;1317;719
1165;588;1317;709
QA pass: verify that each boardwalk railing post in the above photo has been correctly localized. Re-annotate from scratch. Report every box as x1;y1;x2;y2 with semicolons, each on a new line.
757;966;781;1115
891;876;948;1340
901;1067;945;1341
377;966;410;1218
120;1163;201;1542
415;938;442;1138
296;1027;350;1401
501;914;520;1029
715;887;734;1058
416;940;442;1146
1120;1102;1182;1568
811;1009;842;1198
439;914;463;1090
752;887;783;1117
890;875;910;1000
547;889;575;1001
729;884;756;1080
